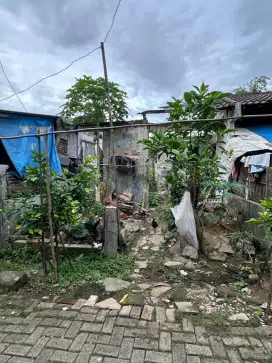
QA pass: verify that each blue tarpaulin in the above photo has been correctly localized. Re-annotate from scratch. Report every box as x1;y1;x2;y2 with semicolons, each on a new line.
247;125;272;143
0;114;62;177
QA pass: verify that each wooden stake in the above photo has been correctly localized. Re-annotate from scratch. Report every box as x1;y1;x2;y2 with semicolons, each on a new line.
44;134;58;281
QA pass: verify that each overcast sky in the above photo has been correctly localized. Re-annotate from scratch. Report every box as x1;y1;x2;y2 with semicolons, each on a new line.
0;0;271;119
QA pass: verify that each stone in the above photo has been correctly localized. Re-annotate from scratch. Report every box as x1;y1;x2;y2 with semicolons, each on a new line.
137;283;151;291
185;261;195;270
182;246;198;260
164;261;182;268
119;306;132;317
175;302;199;313
185;344;212;357
166;309;175;323
135;261;148;269
71;299;86;311
170;286;186;301
179;270;188;276
0;271;28;291
131;274;144;280
151;286;171;298
159;332;171;351
248;273;259;284
241;287;252;295
219;242;234;254
102;278;131;292
95;298;121;310
145;351;172;363
151;246;160;252
208;251;227;261
216;285;241;298
156;307;166;323
142;246;149;250
148;234;165;246
260;302;272;310
125;219;141;233
228;313;249;322
85;295;98;306
141;305;154;321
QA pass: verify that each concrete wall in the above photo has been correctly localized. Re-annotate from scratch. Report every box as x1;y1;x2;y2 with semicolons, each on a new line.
103;126;149;207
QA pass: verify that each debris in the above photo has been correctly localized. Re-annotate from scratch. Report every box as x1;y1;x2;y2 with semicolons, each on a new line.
182;246;198;260
96;298;121;310
241;287;252;295
135;261;148;269
62;307;69;311
138;283;152;291
185;261;196;270
151;246;160;252
208;251;227;262
125;219;141;233
102;278;131;292
175;301;199;313
228;313;249;321
151;286;172;297
142;246;149;250
219;242;234;254
120;294;128;304
164;261;183;268
180;270;188;276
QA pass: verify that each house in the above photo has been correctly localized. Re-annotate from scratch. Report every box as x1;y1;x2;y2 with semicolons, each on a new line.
217;92;272;236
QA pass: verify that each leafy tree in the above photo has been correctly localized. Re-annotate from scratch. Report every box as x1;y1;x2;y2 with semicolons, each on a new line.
61;75;128;123
233;76;270;94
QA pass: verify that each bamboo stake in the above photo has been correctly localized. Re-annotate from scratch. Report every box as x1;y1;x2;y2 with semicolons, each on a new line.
44;134;58;281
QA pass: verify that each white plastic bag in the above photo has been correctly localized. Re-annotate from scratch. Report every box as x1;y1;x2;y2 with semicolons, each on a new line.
171;190;199;249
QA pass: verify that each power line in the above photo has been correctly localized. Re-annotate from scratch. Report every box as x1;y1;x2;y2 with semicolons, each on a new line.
0;60;28;112
0;0;123;104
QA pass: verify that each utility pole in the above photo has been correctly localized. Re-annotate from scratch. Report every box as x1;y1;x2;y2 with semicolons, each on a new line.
100;42;119;211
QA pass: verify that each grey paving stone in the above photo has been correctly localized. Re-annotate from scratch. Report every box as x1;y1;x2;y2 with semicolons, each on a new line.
159;331;171;352
81;323;102;333
124;328;147;338
147;322;159;339
185;344;212;357
43;327;67;337
0;354;11;363
89;357;104;363
261;338;272;352
95;309;109;323
7;358;34;363
141;305;154;321
47;337;72;350
239;347;270;360
155;307;166;323
60;320;72;328
110;327;124;346
172;343;186;363
34;347;55;363
23;318;43;334
227;349;243;363
1;325;25;333
51;350;78;363
0;344;9;354
108;310;119;317
145;350;172;363
25;327;45;345
75;352;90;363
79;306;99;314
130;306;142;319
66;321;82;338
75;313;96;322
36;310;58;318
222;337;250;347
81;343;95;353
119;306;132;317
4;344;32;357
102;317;116;334
104;358;129;363
187;357;200;363
0;334;7;343
94;344;119;357
27;336;50;358
116;318;137;327
88;333;111;344
134;337;158;350
40;317;61;326
119;337;134;359
3;333;29;344
172;332;196;343
69;333;88;352
131;349;145;363
58;311;78;320
165;309;175;323
195;326;208;345
209;336;226;358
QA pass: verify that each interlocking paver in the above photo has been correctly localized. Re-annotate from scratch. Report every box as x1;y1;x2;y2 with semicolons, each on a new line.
7;357;34;363
185;344;212;357
165;309;175;323
43;326;67;337
239;346;270;360
51;349;78;363
134;337;158;350
75;313;96;322
27;336;50;358
93;343;119;357
75;352;90;363
227;349;243;363
25;327;45;344
0;354;11;363
34;347;55;363
223;336;250;347
172;343;186;363
66;321;82;338
119;337;134;359
4;344;31;357
145;350;172;363
119;306;132;317
69;333;88;352
0;344;9;354
159;331;171;351
102;317;116;334
110;327;124;346
104;358;129;363
141;305;154;321
130;306;142;319
195;326;208;345
172;332;196;343
47;337;72;350
81;322;102;333
156;307;166;323
0;334;7;343
209;336;226;358
131;349;145;363
116;317;137;327
3;334;28;344
187;357;200;363
95;309;109;322
39;317;61;326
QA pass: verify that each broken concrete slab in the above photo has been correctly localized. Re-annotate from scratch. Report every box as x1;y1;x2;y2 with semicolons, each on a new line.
219;242;234;254
208;251;227;261
135;261;148;269
228;313;249;322
164;261;183;268
182;246;198;260
169;241;181;255
96;298;121;310
151;286;172;298
102;278;131;292
85;295;98;306
175;301;199;313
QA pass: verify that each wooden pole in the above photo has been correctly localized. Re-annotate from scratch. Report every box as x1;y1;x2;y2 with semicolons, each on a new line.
44;134;58;281
37;130;47;277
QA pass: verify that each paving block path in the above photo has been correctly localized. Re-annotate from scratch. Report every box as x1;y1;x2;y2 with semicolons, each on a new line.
0;295;271;363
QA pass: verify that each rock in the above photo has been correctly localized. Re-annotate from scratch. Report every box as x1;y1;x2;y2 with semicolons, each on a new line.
131;274;144;280
96;298;121;310
182;246;198;260
241;287;252;295
153;282;171;287
185;261;195;270
260;302;272;310
135;261;148;269
142;246;149;250
208;251;227;262
175;301;199;313
125;219;141;233
219;242;234;254
179;270;188;276
151;286;172;298
123;293;145;306
248;274;259;284
137;283;151;291
0;271;28;291
164;261;182;268
216;285;242;298
147;234;164;246
169;242;181;255
42;296;50;301
170;286;186;301
151;246;160;252
187;287;208;296
102;278;131;292
85;295;98;306
24;269;40;280
228;313;249;322
164;231;175;241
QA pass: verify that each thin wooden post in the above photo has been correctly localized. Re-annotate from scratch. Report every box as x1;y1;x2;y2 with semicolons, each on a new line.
0;164;9;248
104;206;118;256
44;134;58;281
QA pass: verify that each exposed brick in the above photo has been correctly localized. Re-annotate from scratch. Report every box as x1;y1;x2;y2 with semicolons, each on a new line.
25;327;45;345
47;337;72;350
209;336;226;358
145;350;172;363
161;323;181;332
94;344;119;357
130;306;142;319
172;343;186;363
124;328;146;338
4;344;31;357
43;327;67;337
134;337;158;350
34;347;55;363
102;317;116;334
239;347;270;360
116;318;137;327
141;305;154;321
185;344;212;357
51;350;78;363
36;310;58;318
81;323;102;333
172;332;196;343
110;327;125;346
159;331;171;352
195;326;208;345
227;349;243;363
75;313;96;322
0;344;9;354
165;309;175;323
69;333;88;352
182;318;194;332
223;337;250;347
95;309;109;323
119;306;132;317
119;337;134;359
40;317;61;326
65;322;82;339
131;349;145;363
27;336;49;358
0;354;10;363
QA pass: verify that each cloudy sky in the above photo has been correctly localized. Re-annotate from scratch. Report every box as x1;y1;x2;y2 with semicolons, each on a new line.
0;0;271;119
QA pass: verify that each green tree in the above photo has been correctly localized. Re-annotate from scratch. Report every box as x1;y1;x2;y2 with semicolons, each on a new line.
233;76;270;94
61;75;128;123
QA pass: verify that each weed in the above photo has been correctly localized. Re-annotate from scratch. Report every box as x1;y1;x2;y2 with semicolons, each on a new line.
230;281;248;291
149;192;163;207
